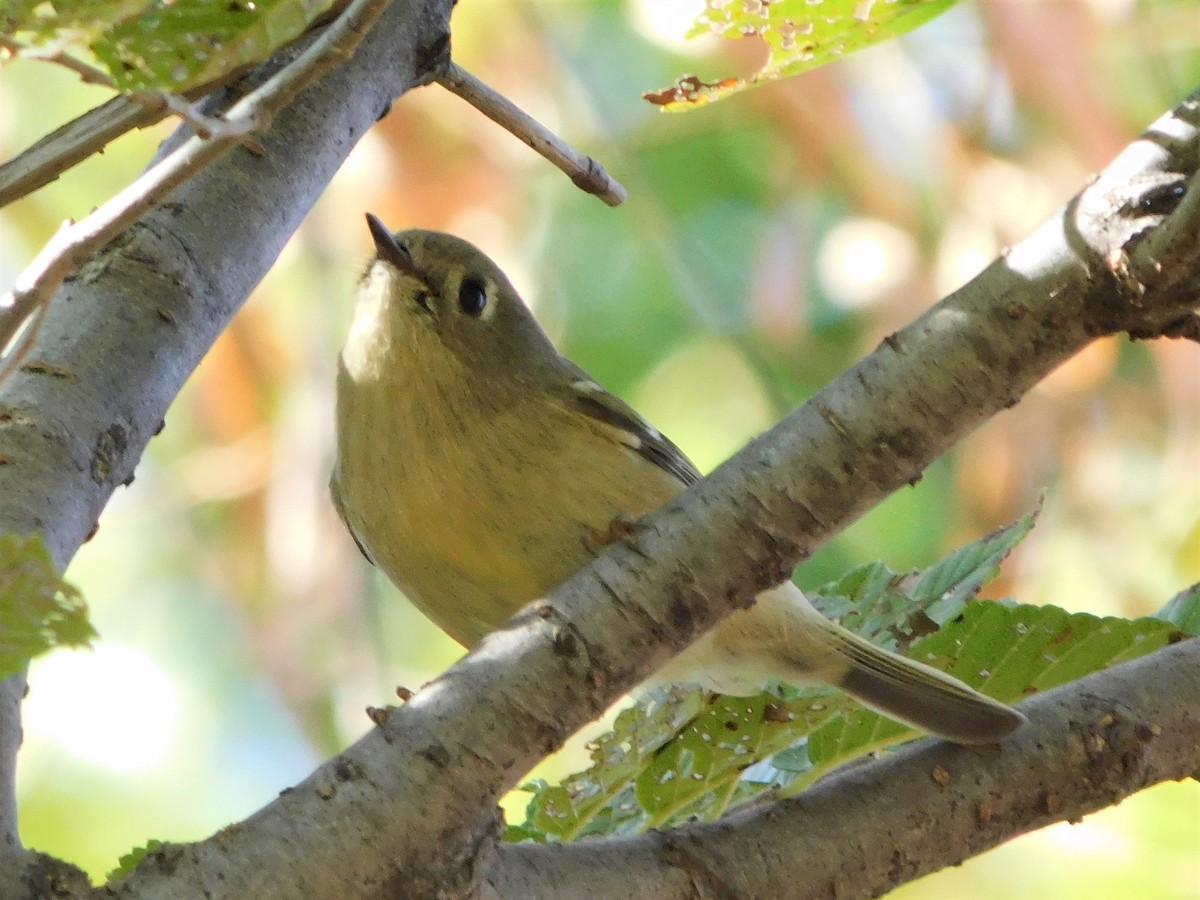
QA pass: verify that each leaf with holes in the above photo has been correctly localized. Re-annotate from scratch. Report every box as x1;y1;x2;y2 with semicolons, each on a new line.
92;0;334;92
774;600;1192;797
644;0;961;110
5;0;335;93
507;507;1194;840
812;504;1038;649
512;688;706;841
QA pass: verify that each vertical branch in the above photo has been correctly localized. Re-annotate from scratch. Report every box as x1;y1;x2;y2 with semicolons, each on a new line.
0;674;23;849
0;0;403;887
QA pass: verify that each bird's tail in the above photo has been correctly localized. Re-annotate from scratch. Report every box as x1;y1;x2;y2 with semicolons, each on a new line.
685;583;1026;745
821;619;1025;744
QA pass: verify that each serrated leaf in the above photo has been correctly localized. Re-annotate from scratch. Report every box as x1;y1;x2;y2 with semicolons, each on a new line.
808;506;1039;651
913;502;1039;622
513;687;705;841
779;600;1193;797
508;509;1194;841
106;838;163;883
634;690;844;826
810;566;929;653
0;533;96;679
644;0;961;110
1155;582;1200;633
811;560;905;627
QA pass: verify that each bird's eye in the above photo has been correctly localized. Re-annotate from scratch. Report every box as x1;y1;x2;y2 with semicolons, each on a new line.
458;278;488;317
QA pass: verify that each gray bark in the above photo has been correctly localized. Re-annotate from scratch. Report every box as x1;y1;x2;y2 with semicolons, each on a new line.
113;89;1200;899
0;673;21;850
0;0;454;894
485;636;1200;899
0;5;1196;897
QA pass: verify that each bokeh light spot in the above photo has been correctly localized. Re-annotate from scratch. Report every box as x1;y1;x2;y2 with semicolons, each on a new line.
817;217;918;309
25;645;181;774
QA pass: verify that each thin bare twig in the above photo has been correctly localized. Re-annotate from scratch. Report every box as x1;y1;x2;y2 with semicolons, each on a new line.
0;95;169;208
0;38;110;86
0;36;239;146
0;0;395;383
437;61;628;207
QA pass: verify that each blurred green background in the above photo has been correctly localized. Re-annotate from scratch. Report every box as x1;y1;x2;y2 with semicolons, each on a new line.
3;0;1198;894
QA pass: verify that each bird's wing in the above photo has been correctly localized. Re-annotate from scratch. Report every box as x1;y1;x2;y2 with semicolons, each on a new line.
561;363;702;488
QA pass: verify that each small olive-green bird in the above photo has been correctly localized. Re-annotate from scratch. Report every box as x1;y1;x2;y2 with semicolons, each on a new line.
331;214;1025;745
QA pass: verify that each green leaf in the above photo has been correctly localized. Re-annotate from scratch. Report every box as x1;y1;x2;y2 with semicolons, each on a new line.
644;0;961;110
4;1;151;41
809;504;1039;650
913;501;1040;623
98;0;334;92
507;508;1195;841
785;599;1191;795
106;838;163;883
0;533;96;679
514;689;705;841
5;0;335;93
808;562;936;653
637;687;851;826
1155;582;1200;634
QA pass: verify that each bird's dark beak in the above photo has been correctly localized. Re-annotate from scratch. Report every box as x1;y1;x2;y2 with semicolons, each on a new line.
365;213;426;281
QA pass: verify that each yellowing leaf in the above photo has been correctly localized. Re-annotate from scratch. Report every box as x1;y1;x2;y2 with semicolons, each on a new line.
645;0;961;110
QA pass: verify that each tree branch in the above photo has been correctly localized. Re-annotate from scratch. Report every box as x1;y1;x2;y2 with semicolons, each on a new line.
485;637;1200;899
0;94;172;209
0;5;1195;897
437;62;628;206
0;0;455;894
103;89;1200;898
0;1;358;210
0;0;395;381
0;36;224;141
0;673;21;849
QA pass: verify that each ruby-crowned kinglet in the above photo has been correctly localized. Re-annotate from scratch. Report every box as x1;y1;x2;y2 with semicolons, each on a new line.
331;214;1025;745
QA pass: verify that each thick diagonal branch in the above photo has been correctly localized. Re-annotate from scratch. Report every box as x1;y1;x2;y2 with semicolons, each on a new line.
109;91;1200;899
0;1;1196;892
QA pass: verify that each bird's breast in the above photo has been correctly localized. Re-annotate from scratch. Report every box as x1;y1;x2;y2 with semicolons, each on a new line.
334;380;681;647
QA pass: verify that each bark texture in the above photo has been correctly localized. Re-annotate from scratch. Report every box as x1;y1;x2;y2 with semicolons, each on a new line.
0;10;1196;900
0;1;454;896
485;637;1200;899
